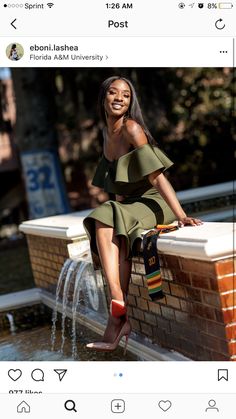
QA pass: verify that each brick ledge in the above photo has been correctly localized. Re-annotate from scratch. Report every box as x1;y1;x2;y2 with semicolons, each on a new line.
20;212;235;261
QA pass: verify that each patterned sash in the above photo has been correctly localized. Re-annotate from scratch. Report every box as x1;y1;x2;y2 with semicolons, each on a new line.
142;224;179;301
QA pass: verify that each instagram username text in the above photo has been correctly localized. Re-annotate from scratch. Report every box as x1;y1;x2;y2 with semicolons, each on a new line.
29;44;104;61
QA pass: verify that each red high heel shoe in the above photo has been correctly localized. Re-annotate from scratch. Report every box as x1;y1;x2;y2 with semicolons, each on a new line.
110;299;126;317
86;299;131;354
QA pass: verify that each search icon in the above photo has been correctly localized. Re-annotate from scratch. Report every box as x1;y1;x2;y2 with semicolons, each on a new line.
64;400;77;412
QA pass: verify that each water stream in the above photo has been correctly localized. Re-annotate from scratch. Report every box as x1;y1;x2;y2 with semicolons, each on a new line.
71;261;88;358
60;260;78;353
51;258;73;351
6;313;17;334
51;253;107;359
70;260;101;358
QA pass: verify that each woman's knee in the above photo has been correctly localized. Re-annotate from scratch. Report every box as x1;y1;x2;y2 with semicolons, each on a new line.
95;221;116;243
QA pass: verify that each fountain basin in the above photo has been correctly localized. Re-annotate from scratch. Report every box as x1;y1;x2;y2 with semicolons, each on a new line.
20;212;236;361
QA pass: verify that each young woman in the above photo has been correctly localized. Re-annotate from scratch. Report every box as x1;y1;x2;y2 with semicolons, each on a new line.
8;44;19;61
83;76;202;353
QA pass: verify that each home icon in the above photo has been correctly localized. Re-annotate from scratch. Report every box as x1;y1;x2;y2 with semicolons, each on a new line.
17;401;30;413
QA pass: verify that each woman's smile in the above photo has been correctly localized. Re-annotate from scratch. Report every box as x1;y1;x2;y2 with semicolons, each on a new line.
112;103;124;110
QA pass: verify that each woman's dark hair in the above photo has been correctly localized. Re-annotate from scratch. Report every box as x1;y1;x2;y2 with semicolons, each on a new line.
11;44;16;49
98;76;155;144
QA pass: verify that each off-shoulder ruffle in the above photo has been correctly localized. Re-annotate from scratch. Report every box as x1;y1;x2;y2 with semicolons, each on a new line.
92;156;112;189
115;144;173;183
92;144;173;194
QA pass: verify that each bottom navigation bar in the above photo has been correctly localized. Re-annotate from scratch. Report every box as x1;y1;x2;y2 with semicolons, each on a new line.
0;393;235;419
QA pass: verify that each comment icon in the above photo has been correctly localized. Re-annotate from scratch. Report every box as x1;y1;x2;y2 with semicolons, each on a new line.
31;368;44;382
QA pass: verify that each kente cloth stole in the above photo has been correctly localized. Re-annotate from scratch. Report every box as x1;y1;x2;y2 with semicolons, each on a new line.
142;224;179;301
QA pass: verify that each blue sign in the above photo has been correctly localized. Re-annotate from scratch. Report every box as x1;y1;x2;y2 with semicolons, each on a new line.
21;150;70;219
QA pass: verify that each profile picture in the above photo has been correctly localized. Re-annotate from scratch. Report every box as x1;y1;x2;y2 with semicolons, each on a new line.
6;42;24;61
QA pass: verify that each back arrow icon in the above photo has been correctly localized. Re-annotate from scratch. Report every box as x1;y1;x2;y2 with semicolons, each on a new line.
11;19;17;29
215;19;225;30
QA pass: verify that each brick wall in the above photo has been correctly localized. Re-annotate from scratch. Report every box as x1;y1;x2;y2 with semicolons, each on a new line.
26;233;235;361
26;235;72;293
128;254;235;361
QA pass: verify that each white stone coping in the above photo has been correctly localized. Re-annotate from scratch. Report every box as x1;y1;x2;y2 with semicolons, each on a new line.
19;211;235;261
0;288;42;312
19;210;91;240
156;222;235;261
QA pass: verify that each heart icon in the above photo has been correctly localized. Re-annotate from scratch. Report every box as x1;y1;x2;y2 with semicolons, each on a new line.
8;369;22;381
158;400;172;412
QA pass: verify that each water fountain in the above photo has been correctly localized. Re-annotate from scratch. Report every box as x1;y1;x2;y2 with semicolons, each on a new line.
50;254;108;359
6;313;17;334
0;255;111;361
18;210;236;361
71;261;102;358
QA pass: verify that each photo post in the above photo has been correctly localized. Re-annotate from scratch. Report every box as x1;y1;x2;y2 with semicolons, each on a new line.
0;1;235;417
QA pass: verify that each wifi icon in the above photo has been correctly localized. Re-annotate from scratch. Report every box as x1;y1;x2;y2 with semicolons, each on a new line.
47;2;54;8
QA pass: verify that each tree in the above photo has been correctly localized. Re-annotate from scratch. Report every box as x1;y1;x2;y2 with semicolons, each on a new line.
11;69;70;218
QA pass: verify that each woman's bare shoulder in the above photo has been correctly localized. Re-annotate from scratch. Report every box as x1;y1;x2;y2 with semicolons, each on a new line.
122;119;148;147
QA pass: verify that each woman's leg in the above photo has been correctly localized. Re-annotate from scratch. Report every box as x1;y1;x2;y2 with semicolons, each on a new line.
119;236;132;298
95;220;123;301
95;221;132;344
95;220;126;343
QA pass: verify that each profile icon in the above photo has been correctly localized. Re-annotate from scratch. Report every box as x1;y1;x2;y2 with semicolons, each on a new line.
6;43;24;61
205;399;219;412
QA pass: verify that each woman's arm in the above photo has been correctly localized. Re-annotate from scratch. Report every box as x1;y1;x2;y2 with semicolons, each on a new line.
123;120;202;227
148;170;202;227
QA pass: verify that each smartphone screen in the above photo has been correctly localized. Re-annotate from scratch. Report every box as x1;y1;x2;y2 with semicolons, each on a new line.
0;1;235;418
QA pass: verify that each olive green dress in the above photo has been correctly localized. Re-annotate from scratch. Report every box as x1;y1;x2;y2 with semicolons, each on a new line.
83;143;176;268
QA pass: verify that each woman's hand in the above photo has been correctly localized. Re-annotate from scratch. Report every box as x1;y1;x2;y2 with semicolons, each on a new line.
178;216;203;228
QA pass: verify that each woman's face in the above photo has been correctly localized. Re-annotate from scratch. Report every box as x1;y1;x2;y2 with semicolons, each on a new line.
104;79;131;119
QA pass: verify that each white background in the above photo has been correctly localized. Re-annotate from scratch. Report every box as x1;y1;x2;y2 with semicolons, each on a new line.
0;36;234;67
0;0;235;36
1;362;235;393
